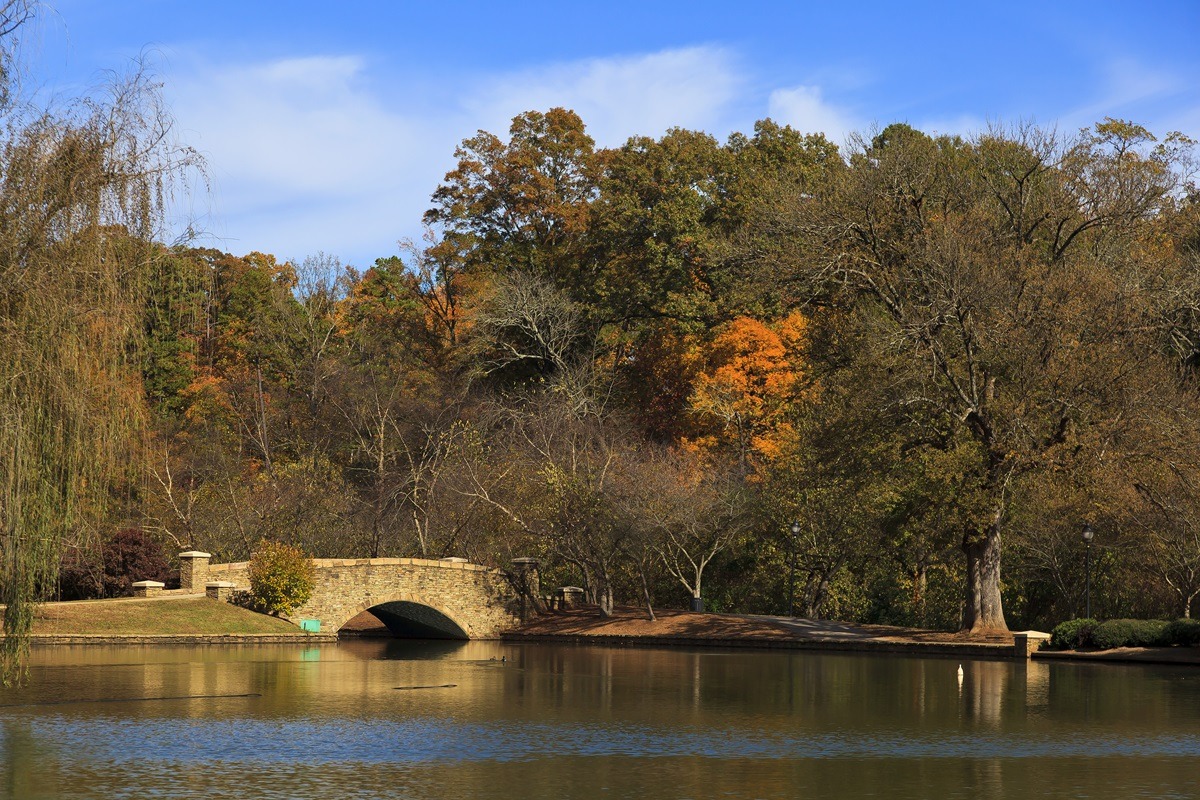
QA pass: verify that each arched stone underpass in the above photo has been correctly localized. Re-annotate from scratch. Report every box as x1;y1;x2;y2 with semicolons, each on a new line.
342;599;470;639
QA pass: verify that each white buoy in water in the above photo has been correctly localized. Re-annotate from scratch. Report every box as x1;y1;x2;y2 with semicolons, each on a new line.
957;664;964;691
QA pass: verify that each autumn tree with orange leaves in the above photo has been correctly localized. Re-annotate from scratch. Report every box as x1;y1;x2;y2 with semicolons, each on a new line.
687;313;809;471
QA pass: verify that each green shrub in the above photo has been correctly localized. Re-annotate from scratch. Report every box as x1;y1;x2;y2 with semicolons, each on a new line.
1056;618;1199;649
1163;618;1200;646
247;541;315;615
1091;619;1169;650
1050;618;1098;650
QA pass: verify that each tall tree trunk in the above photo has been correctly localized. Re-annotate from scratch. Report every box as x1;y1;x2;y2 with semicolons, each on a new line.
912;565;928;625
638;566;656;622
805;574;831;619
961;523;1008;632
598;584;614;617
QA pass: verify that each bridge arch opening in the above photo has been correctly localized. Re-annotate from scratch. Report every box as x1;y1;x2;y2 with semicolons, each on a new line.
337;597;471;640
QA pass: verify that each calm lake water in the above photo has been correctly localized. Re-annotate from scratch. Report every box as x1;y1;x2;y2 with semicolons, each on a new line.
1;640;1198;799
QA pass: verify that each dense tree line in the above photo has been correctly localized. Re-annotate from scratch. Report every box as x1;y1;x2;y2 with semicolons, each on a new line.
125;110;1200;634
3;4;1199;681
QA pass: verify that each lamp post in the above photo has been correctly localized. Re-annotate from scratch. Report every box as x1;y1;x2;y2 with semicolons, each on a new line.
788;521;800;618
1082;523;1094;619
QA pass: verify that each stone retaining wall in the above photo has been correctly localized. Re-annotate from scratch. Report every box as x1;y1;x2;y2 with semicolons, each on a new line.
502;632;1019;659
13;633;338;645
206;561;250;585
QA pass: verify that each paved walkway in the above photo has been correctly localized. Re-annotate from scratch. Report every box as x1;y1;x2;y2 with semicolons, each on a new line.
739;614;1016;645
739;615;882;641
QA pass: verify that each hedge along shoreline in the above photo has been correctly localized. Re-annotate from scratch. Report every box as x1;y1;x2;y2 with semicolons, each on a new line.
1049;618;1200;650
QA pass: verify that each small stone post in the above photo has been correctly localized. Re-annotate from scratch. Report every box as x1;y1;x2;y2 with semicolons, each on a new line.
1013;630;1052;659
178;551;212;594
205;581;237;602
131;580;164;598
511;557;541;621
556;586;585;609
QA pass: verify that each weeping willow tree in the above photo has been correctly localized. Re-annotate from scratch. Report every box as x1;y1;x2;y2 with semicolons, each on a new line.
0;1;199;683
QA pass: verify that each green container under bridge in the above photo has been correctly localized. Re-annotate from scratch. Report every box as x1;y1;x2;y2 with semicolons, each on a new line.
299;619;321;633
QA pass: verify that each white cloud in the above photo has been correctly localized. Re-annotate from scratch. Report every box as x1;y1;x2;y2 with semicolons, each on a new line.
167;53;459;264
913;114;988;140
1061;57;1188;135
1098;58;1181;109
163;46;749;267
171;55;426;201
767;84;860;147
466;46;744;147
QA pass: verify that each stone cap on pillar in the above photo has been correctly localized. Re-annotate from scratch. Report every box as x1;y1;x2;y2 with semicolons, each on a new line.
131;580;165;598
1013;630;1052;640
512;557;539;568
1013;630;1052;659
178;551;212;559
205;580;237;601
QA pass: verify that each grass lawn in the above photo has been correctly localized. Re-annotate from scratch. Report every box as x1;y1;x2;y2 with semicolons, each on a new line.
32;596;300;635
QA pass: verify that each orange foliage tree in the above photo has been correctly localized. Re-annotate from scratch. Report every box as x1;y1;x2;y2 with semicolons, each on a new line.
687;313;810;471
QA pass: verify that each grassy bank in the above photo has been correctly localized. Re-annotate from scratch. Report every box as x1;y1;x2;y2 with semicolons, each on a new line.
31;596;299;636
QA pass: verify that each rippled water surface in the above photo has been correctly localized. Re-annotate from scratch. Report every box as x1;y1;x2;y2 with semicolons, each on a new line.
1;641;1198;799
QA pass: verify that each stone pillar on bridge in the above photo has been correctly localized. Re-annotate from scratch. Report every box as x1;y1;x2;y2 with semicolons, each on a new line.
179;551;212;593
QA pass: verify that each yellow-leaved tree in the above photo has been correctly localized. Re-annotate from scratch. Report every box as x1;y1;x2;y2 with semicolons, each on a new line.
248;541;316;616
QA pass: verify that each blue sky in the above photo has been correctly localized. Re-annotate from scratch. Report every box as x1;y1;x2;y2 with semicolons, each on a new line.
26;0;1200;269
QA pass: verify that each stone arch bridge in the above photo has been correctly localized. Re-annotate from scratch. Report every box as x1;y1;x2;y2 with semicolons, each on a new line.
178;552;534;638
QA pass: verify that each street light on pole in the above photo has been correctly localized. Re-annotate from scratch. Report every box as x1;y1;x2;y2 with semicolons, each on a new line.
1082;523;1094;618
788;521;800;619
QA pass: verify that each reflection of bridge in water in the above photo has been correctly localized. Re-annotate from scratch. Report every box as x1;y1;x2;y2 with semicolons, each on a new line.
179;552;532;638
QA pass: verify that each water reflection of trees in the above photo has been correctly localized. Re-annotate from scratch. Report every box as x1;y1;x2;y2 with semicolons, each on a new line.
2;646;1200;800
2;721;59;799
13;646;1196;733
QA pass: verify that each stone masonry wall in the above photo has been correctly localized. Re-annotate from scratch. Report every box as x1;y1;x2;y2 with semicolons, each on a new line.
179;555;248;592
197;556;520;638
205;561;250;586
